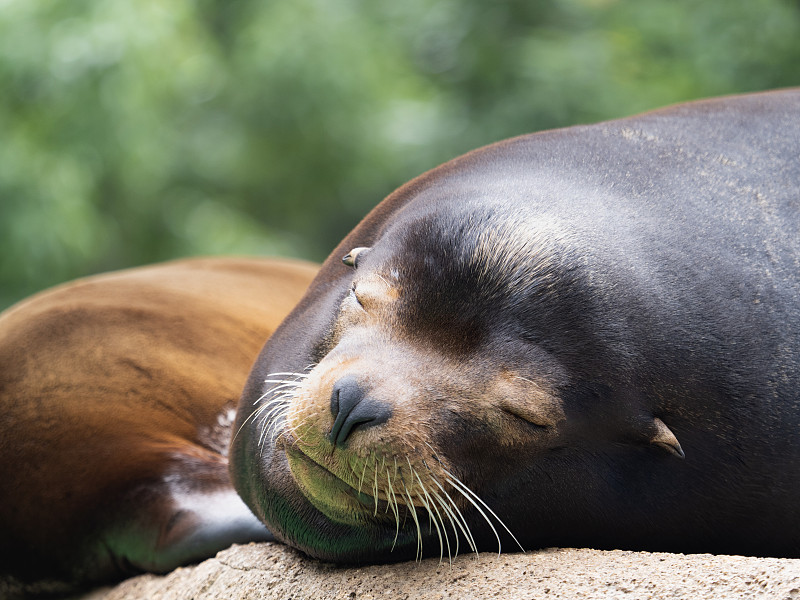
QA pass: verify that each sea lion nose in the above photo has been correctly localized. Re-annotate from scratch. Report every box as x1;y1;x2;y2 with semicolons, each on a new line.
329;375;392;447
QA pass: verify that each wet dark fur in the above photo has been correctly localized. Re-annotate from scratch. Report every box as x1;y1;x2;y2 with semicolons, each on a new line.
232;90;800;561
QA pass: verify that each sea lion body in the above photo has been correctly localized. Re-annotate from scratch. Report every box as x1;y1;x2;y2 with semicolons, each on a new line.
0;257;317;588
232;89;800;561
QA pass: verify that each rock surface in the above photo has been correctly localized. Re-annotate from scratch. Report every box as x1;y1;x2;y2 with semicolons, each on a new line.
81;543;800;600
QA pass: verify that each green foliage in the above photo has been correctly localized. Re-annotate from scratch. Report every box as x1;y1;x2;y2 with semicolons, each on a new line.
1;0;799;310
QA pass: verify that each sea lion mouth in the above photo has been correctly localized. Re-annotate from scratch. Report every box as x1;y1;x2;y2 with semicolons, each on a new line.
283;437;526;561
284;444;383;525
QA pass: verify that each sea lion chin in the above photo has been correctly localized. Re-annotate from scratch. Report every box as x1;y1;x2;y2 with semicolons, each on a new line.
232;89;800;562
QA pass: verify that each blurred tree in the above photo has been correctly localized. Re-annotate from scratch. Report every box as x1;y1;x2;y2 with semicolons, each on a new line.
1;0;799;310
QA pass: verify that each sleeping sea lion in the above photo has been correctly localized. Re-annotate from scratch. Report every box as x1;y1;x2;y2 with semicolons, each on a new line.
231;89;800;562
0;257;317;590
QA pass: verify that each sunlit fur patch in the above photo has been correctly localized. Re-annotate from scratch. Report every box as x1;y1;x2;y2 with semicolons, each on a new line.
468;212;571;296
198;406;237;456
353;273;400;306
392;204;578;309
249;369;526;562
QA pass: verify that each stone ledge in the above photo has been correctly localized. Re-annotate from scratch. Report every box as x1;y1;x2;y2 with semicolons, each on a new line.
83;543;800;600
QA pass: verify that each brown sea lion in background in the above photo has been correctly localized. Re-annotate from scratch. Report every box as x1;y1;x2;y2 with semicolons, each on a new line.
231;89;800;563
0;257;317;590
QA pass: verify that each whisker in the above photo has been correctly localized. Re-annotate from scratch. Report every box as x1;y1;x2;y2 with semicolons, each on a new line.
358;460;369;496
252;395;291;421
429;486;464;557
444;474;501;554
385;468;401;550
258;403;287;450
373;456;380;517
429;479;477;555
231;404;261;443
263;371;311;379
413;468;450;564
263;408;290;447
232;385;292;444
401;481;423;561
261;379;305;386
247;368;315;451
443;469;525;553
419;441;478;555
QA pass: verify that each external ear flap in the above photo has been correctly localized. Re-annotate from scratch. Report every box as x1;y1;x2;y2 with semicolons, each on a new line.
650;417;685;459
342;247;371;268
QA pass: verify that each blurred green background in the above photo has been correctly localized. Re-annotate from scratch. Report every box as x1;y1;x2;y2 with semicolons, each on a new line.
1;0;799;310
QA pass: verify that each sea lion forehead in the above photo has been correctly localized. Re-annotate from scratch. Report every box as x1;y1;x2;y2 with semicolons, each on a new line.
374;201;575;297
335;203;581;357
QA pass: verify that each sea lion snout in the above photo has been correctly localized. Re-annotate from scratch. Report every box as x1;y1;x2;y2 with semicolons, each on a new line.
328;375;393;446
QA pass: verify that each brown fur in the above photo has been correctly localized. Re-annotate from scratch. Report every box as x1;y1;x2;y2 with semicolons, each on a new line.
0;257;317;584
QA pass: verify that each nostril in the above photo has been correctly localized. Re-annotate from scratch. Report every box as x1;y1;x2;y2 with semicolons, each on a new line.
329;376;362;431
329;376;392;447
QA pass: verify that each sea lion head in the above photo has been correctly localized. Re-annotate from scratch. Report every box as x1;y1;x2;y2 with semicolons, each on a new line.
231;195;685;562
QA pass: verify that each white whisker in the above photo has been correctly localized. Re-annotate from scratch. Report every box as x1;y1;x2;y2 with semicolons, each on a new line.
401;480;423;561
444;468;525;553
372;456;380;517
413;467;450;564
385;468;401;550
429;479;477;555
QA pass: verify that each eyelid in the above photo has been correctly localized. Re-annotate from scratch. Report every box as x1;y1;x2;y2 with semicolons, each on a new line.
345;276;398;312
348;284;365;309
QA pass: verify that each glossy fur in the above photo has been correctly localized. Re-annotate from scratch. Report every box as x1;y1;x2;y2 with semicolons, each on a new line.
232;90;800;562
0;257;317;587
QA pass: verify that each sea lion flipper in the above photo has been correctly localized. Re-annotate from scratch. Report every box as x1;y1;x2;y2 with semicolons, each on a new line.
107;482;274;575
148;487;274;571
649;417;685;459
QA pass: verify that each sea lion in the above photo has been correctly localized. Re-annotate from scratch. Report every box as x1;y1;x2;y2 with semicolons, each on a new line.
231;89;800;562
0;257;317;589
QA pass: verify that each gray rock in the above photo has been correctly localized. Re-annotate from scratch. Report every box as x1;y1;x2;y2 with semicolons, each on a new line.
83;543;800;600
